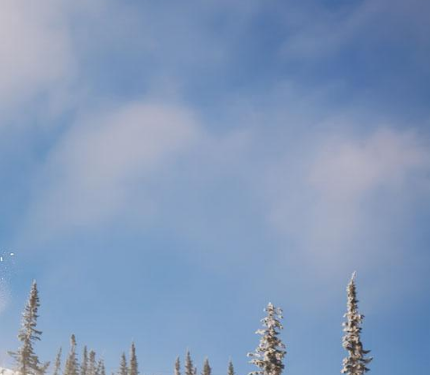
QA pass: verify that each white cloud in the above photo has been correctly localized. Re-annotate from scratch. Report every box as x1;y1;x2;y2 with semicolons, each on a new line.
0;0;74;114
265;127;430;267
25;101;201;238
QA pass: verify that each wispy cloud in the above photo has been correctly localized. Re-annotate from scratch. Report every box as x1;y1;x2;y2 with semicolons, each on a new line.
0;0;74;116
24;102;201;240
264;127;430;271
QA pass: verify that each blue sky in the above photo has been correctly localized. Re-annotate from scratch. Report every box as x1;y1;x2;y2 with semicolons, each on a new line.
0;0;429;374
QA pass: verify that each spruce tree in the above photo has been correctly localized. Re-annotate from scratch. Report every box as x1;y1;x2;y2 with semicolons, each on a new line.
119;353;128;375
248;303;286;375
201;359;211;375
64;335;79;375
174;357;181;375
227;360;235;375
184;351;194;375
341;272;372;375
96;360;105;375
129;343;138;375
81;347;88;375
9;281;50;375
88;351;97;375
53;348;62;375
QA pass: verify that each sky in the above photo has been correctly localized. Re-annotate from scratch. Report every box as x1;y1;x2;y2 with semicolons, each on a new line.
0;0;429;374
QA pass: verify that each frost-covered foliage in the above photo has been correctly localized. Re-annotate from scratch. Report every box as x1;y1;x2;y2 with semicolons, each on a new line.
88;351;97;375
227;360;235;375
119;353;128;375
341;273;372;375
201;359;211;375
53;348;62;375
174;357;181;375
81;347;88;375
248;303;286;375
9;281;50;375
129;343;138;375
184;351;194;375
64;335;79;375
96;360;105;375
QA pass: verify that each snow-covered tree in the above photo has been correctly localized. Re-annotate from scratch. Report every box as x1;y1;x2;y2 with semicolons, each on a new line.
201;359;211;375
227;360;235;375
119;353;128;375
9;281;50;375
341;272;372;375
184;351;194;375
174;357;181;375
248;303;286;375
88;351;97;375
96;360;105;375
64;335;79;375
129;343;138;375
81;347;88;375
53;348;62;375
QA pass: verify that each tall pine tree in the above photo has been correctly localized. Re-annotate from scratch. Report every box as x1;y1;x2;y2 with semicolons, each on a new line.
81;347;88;375
248;303;286;375
227;360;235;375
129;343;138;375
53;348;62;375
174;357;181;375
341;272;372;375
119;353;128;375
88;351;97;375
64;335;79;375
97;360;105;375
184;351;194;375
201;359;211;375
9;281;49;375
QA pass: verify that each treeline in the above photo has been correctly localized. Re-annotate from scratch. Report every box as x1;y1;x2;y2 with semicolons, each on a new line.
6;274;372;375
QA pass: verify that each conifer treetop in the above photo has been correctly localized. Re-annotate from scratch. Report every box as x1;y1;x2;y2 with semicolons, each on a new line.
119;353;128;375
174;357;181;375
64;335;79;375
227;360;235;375
9;281;49;375
184;351;194;375
201;359;211;375
341;272;373;375
129;343;138;375
248;303;286;375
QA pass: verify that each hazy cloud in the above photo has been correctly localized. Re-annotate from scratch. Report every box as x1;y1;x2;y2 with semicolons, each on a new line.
264;127;430;269
25;102;201;239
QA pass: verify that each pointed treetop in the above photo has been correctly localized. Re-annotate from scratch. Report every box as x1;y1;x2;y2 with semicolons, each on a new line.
9;280;49;375
341;273;372;375
248;303;286;375
201;358;211;375
227;360;235;375
129;342;139;375
174;357;181;375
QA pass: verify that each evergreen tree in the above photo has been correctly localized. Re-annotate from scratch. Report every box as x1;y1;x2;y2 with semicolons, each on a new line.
88;351;97;375
341;273;372;375
184;351;194;375
119;353;128;375
53;348;62;375
248;303;286;375
81;347;88;375
96;360;105;375
129;343;138;375
201;359;211;375
174;357;181;375
9;281;50;375
64;335;79;375
227;360;235;375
